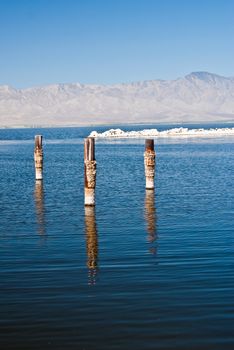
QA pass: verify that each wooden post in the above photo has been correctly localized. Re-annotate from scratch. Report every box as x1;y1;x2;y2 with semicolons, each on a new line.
34;135;43;180
144;139;156;189
84;137;96;206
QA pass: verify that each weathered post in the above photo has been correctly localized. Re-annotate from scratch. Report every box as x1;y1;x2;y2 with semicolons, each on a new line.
34;135;43;180
84;137;96;206
144;139;156;189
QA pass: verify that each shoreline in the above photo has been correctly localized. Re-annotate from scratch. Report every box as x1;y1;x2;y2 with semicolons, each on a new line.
0;120;234;130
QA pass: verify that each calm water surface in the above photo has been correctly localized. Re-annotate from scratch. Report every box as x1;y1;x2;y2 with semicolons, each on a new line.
0;125;234;349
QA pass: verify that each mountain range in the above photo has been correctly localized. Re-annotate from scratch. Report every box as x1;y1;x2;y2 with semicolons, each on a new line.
0;72;234;127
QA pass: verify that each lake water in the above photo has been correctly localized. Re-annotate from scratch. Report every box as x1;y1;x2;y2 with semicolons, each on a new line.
1;124;234;349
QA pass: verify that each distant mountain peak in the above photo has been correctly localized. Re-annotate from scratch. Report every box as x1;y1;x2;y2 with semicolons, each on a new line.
185;71;226;81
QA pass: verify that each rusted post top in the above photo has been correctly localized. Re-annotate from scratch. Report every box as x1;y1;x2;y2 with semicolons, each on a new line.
84;137;95;161
145;139;154;151
35;135;43;149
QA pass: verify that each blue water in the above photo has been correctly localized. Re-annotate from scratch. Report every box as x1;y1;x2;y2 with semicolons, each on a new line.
0;124;234;349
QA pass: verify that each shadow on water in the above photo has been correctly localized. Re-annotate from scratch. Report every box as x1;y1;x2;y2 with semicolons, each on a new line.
34;180;46;237
144;189;157;255
85;206;98;285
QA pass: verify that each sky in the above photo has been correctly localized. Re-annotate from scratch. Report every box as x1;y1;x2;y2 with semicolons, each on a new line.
0;0;233;88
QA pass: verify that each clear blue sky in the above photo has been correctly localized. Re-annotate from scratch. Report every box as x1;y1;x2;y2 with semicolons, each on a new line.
0;0;233;88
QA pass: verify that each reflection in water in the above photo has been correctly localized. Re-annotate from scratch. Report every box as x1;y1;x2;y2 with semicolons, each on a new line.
85;206;98;285
144;189;157;255
34;180;46;236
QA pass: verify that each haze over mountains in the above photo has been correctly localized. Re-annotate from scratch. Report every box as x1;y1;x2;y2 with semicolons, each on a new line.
0;72;233;127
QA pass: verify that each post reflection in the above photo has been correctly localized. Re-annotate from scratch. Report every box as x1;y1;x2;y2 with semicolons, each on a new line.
144;189;157;255
34;180;46;236
85;206;98;285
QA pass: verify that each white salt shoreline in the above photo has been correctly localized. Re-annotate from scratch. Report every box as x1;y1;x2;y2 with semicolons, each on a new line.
89;127;234;138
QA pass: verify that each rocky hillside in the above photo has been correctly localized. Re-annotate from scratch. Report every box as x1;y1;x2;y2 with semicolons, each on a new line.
0;72;233;127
